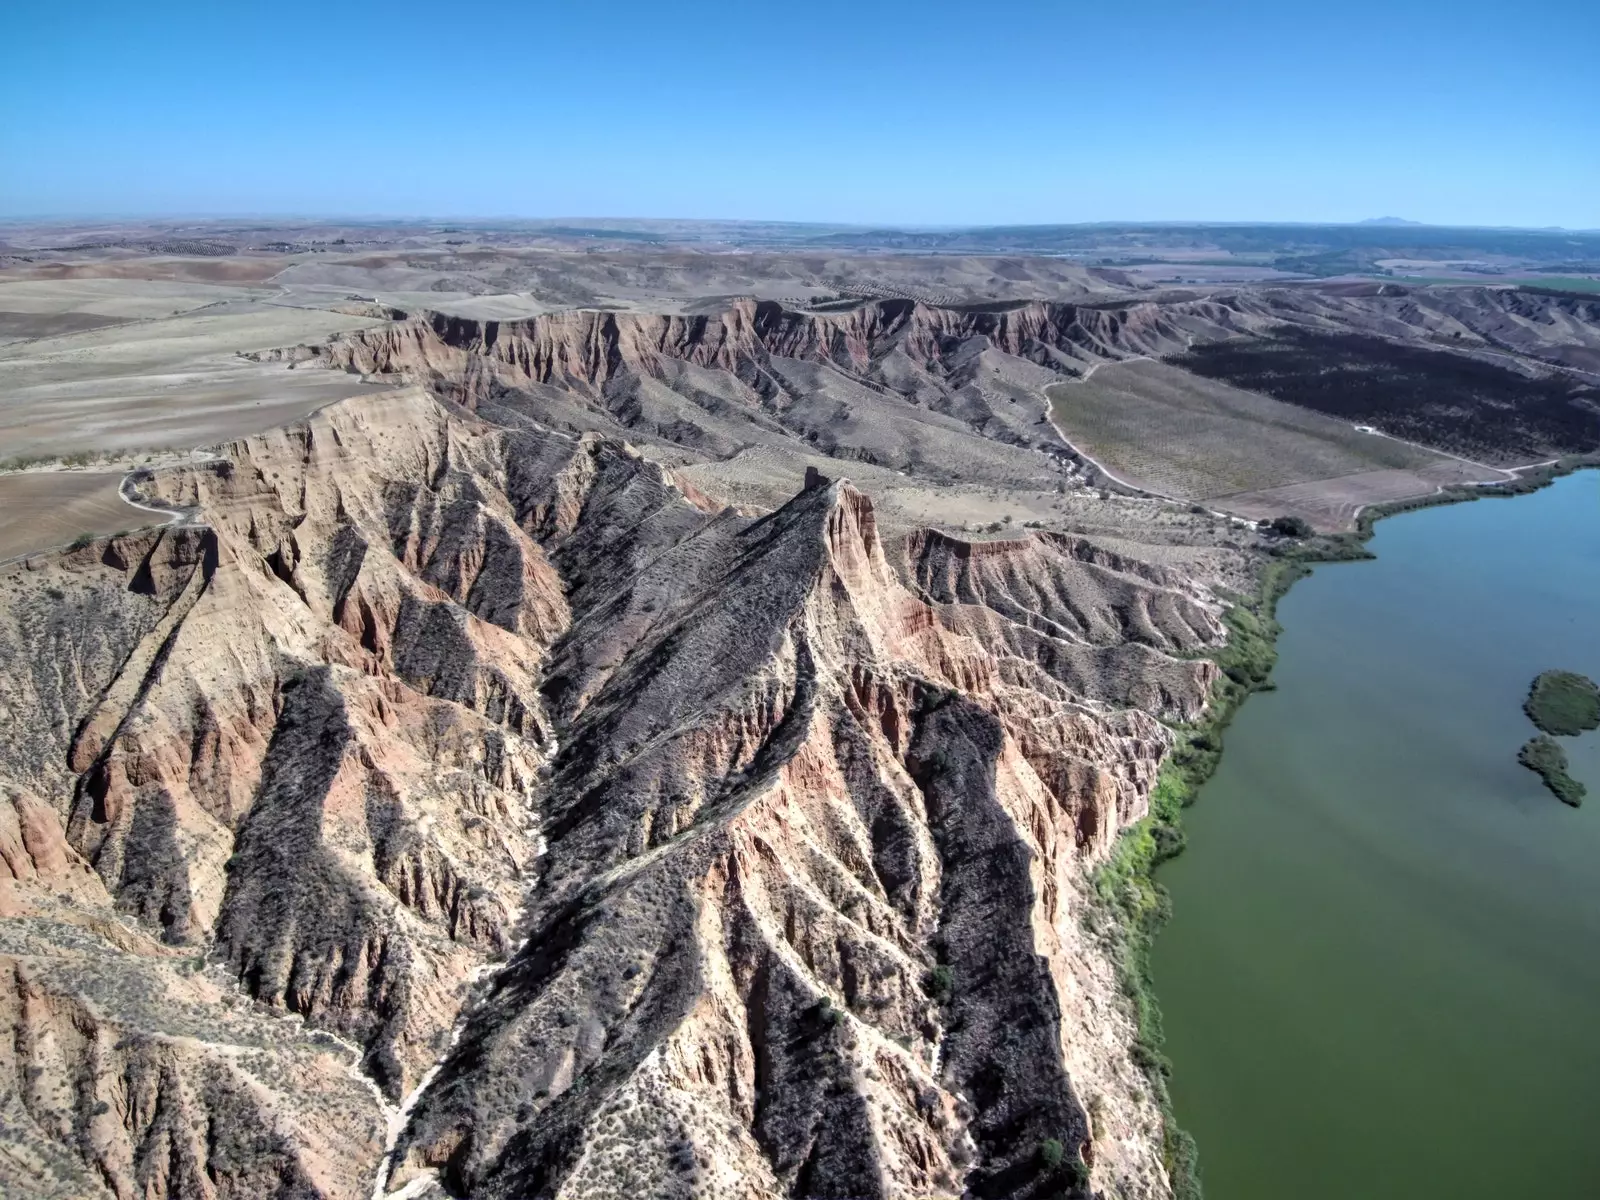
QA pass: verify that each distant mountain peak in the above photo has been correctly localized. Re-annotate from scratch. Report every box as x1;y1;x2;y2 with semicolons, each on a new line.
1358;216;1424;226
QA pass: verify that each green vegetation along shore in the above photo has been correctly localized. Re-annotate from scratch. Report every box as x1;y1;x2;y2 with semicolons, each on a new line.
1517;669;1597;805
1092;555;1301;1200
1091;458;1599;1199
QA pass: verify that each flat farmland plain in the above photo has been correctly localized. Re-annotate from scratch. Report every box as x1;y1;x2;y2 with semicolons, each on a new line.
0;471;152;560
1044;358;1491;526
0;273;395;556
0;301;386;461
1213;459;1500;528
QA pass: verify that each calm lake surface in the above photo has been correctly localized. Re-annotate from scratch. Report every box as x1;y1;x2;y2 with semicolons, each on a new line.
1154;470;1600;1200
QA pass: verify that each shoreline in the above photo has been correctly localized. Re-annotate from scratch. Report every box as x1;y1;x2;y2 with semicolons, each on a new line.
1091;450;1600;1199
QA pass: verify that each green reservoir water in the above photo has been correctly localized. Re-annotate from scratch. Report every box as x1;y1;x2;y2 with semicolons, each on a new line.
1153;470;1600;1200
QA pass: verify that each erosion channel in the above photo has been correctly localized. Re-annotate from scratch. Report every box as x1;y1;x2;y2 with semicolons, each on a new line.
1155;470;1600;1199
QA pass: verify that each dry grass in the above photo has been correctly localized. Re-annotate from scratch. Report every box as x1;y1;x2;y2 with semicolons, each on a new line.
1214;459;1499;530
1046;359;1442;501
0;311;130;342
0;277;268;318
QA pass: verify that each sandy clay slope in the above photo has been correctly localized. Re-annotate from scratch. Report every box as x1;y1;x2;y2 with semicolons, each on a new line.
0;379;1239;1200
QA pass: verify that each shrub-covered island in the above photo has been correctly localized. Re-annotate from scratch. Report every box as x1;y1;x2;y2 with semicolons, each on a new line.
1524;670;1600;737
1518;735;1586;807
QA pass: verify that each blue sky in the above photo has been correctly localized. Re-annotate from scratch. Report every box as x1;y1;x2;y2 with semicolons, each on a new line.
3;0;1595;227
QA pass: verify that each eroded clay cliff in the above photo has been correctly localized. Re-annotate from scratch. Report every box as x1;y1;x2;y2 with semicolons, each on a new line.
1;378;1225;1200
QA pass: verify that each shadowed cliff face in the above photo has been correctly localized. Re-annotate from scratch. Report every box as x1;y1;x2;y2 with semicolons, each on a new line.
0;384;1225;1200
255;287;1600;513
0;779;389;1200
274;286;1600;409
254;297;1263;499
261;300;1215;465
299;300;1172;386
375;466;1201;1200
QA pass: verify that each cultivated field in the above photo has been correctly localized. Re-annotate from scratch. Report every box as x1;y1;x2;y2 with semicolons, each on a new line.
0;277;278;345
1213;459;1500;528
1046;358;1444;493
0;274;397;556
0;471;151;560
0;297;386;461
0;276;270;320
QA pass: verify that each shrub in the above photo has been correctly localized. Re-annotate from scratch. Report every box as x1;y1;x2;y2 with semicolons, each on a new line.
922;964;954;1003
1173;325;1600;462
811;998;843;1029
1519;735;1586;807
1524;670;1600;737
1035;1137;1089;1187
1151;824;1186;863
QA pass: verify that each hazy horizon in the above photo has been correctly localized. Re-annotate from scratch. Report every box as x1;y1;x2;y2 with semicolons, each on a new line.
3;215;1596;235
5;0;1597;228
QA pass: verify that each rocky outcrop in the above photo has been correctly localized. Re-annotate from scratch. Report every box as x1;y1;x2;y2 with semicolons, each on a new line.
247;298;1255;497
0;390;577;1108
266;299;1222;402
0;385;1226;1200
273;288;1600;426
256;287;1600;517
905;529;1223;722
378;470;1193;1200
0;782;387;1200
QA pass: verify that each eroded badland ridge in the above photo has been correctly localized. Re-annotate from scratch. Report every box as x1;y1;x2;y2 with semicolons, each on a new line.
0;386;1221;1200
4;227;1599;1200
